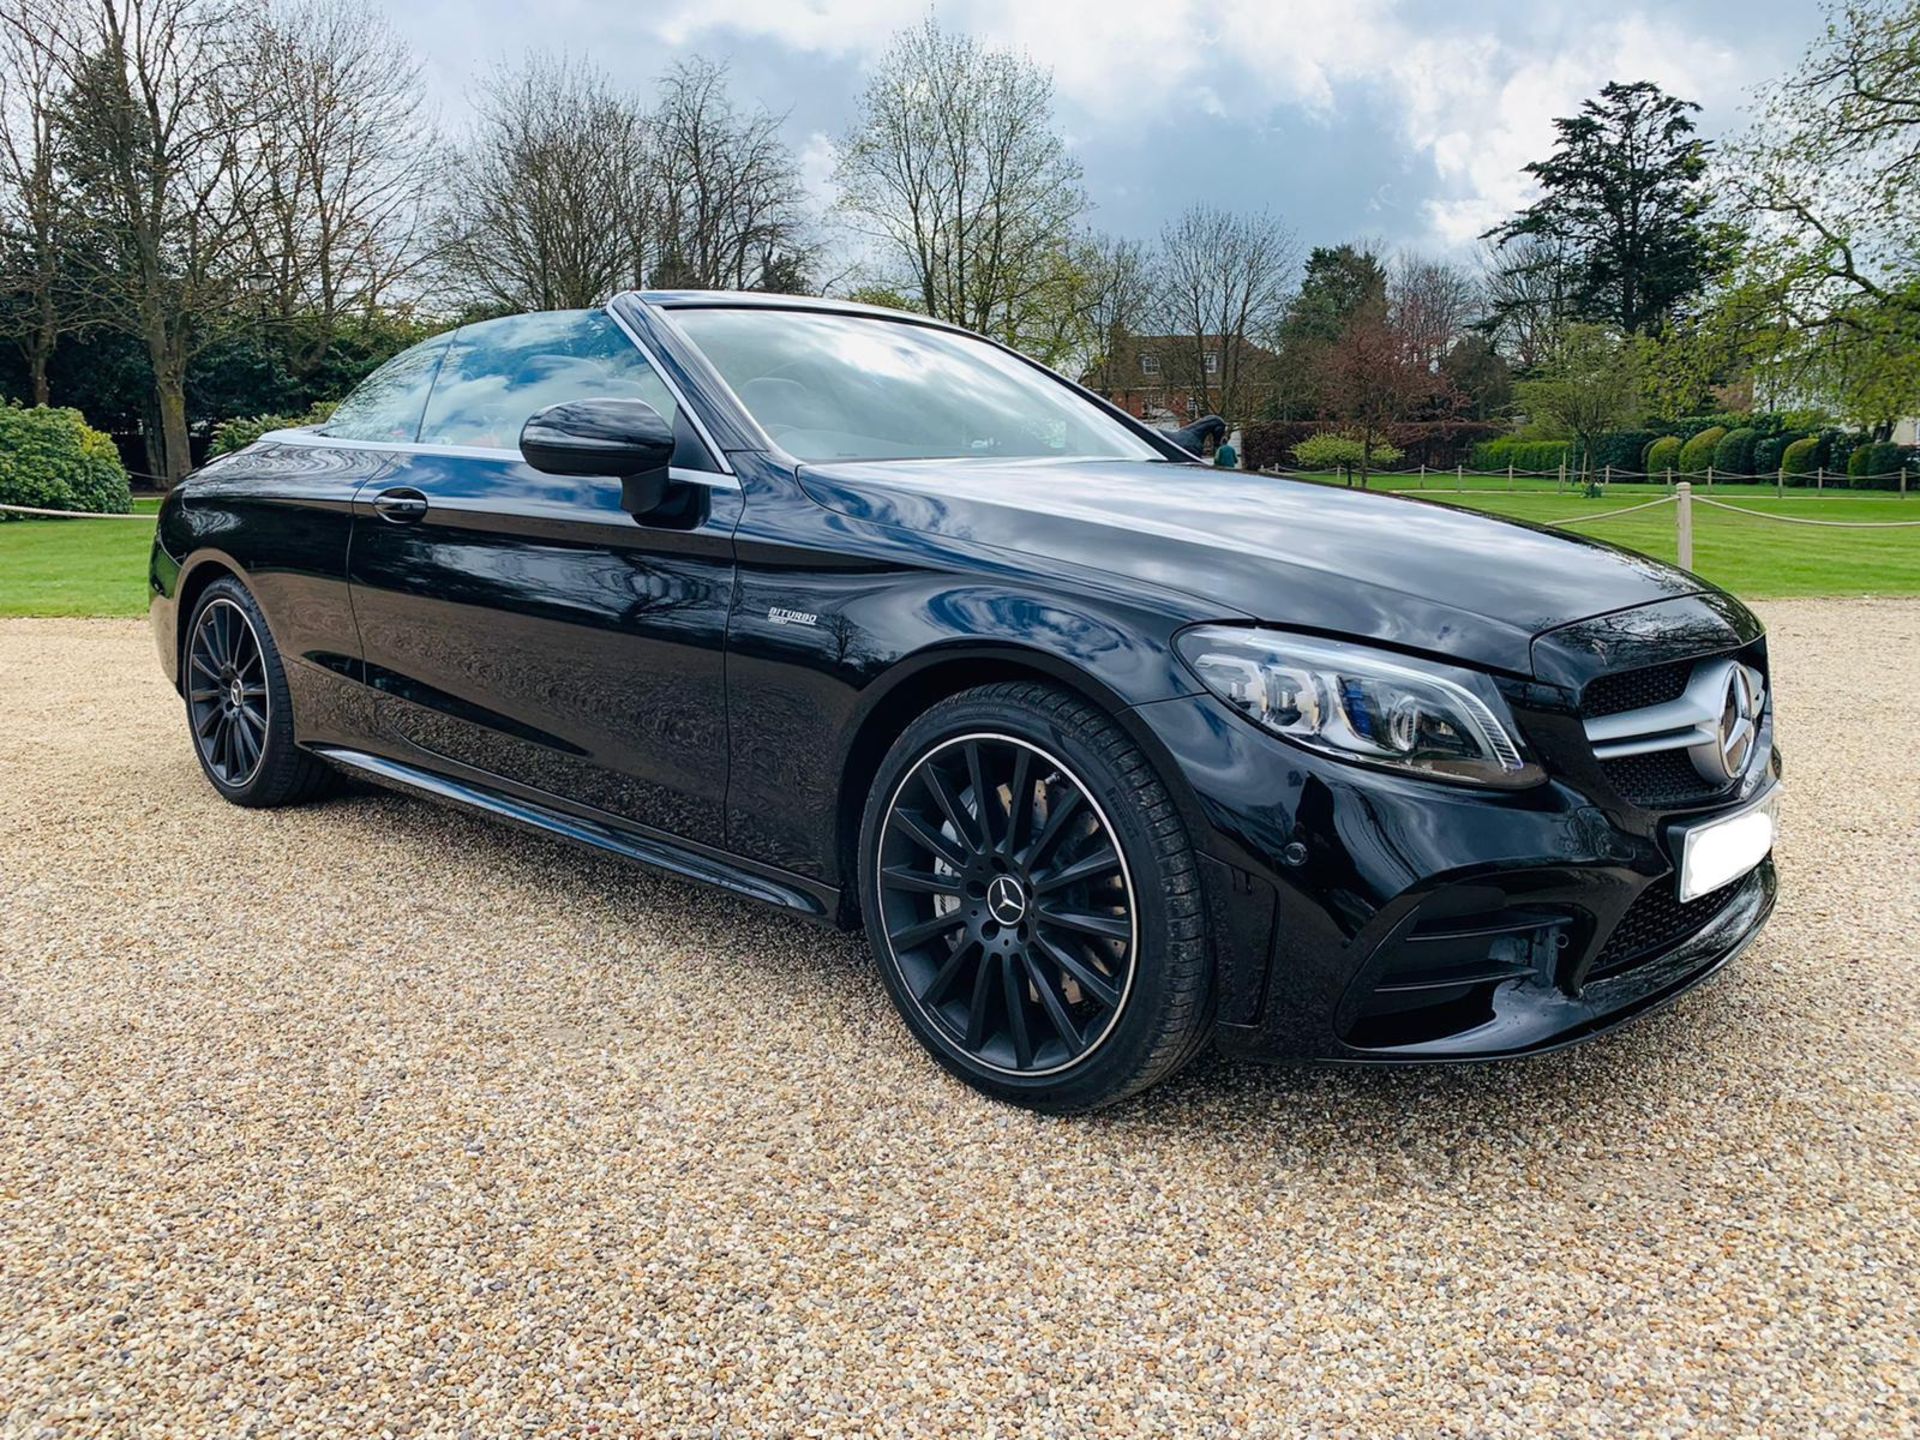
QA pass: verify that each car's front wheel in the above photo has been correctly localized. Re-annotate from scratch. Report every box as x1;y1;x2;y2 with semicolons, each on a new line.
182;576;331;807
858;682;1212;1111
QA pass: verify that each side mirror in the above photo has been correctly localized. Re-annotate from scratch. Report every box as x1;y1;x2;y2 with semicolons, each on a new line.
520;398;675;516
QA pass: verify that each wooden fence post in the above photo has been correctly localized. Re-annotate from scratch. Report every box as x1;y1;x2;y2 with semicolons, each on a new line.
1817;466;1824;491
1903;466;1909;497
1706;464;1714;489
1418;462;1426;490
1603;464;1611;489
1665;467;1673;490
1456;463;1463;492
1507;462;1514;491
1558;460;1566;491
1675;482;1693;570
1778;466;1786;499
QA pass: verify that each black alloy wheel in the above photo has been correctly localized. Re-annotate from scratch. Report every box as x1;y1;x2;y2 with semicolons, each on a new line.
187;596;270;788
181;576;332;807
861;682;1213;1111
877;732;1137;1075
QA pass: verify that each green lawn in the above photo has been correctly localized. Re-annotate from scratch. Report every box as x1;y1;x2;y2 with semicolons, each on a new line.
0;500;159;617
1397;488;1920;598
0;486;1914;619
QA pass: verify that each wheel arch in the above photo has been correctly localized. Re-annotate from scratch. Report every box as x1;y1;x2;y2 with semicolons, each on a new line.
171;552;248;693
830;642;1207;926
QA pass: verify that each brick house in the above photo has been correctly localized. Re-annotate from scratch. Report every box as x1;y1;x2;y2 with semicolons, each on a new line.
1083;333;1282;426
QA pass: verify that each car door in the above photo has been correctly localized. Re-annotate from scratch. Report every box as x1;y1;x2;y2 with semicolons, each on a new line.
346;308;740;849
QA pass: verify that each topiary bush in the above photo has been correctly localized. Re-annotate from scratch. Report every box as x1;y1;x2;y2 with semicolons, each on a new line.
1848;441;1910;489
211;400;338;456
0;404;133;519
1677;426;1727;476
1467;437;1574;473
1780;436;1822;484
1643;435;1684;475
1712;427;1760;480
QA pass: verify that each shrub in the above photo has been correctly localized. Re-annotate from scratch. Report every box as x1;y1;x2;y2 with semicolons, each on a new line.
1712;427;1760;479
1466;437;1573;473
1780;436;1822;482
1825;430;1867;476
1643;435;1684;474
1677;426;1726;475
1849;441;1910;489
211;400;337;456
1666;413;1746;440
1291;432;1404;484
1592;429;1659;473
1240;420;1323;471
0;404;133;519
1753;432;1804;476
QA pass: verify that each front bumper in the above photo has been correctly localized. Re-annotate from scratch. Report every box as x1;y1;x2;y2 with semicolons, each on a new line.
1129;689;1779;1063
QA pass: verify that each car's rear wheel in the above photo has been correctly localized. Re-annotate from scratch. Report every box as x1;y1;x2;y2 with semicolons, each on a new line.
183;576;330;807
859;682;1212;1111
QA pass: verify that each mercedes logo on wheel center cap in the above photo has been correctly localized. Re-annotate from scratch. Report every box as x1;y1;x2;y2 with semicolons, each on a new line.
1697;665;1761;783
986;874;1028;926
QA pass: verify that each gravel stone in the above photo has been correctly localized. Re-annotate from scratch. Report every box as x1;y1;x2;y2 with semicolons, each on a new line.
1;602;1916;1438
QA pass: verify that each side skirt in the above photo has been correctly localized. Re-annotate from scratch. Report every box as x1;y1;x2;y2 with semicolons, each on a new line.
312;745;841;924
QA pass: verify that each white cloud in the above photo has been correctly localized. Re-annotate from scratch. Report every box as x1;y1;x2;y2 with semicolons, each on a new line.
643;0;1749;251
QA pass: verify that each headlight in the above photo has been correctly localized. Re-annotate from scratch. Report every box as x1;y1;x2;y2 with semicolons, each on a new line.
1175;627;1541;788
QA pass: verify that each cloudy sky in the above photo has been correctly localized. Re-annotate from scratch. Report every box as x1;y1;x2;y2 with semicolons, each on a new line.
385;0;1818;263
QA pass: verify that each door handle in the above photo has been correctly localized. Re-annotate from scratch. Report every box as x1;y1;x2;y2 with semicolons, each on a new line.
371;487;428;524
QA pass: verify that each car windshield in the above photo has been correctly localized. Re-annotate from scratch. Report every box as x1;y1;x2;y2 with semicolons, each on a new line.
670;307;1161;464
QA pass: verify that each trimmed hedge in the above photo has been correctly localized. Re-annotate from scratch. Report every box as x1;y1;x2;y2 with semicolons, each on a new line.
0;404;132;519
1677;426;1727;475
1825;430;1867;476
1643;435;1684;474
212;400;337;456
1712;427;1760;480
1466;437;1574;473
1753;432;1804;476
1849;441;1912;489
1589;429;1658;473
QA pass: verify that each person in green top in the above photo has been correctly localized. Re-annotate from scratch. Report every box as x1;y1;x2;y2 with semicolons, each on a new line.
1213;438;1238;468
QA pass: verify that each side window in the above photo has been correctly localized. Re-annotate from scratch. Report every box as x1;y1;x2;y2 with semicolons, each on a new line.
419;310;682;451
320;335;450;442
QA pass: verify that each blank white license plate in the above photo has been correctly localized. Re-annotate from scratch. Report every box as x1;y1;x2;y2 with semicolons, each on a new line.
1675;789;1779;902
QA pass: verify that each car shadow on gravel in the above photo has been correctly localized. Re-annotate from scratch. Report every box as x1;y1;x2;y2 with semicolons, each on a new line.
317;780;1758;1196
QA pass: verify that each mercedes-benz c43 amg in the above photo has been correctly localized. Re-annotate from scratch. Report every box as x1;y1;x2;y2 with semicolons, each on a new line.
150;293;1780;1110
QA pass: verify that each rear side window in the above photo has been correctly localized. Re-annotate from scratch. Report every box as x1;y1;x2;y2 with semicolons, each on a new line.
419;310;680;450
320;335;450;443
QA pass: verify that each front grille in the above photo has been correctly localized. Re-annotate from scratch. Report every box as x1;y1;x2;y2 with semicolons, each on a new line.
1581;659;1694;718
1601;749;1733;809
1589;877;1741;979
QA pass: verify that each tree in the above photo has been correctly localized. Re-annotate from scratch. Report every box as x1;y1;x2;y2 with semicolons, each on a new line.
1315;296;1431;486
242;0;436;376
1439;334;1513;420
1513;323;1641;475
1479;235;1576;370
1491;80;1729;336
34;0;268;483
1729;0;1920;433
1391;254;1479;372
1292;431;1402;486
0;0;76;405
1152;205;1298;423
1078;234;1150;396
437;54;652;313
834;17;1087;345
1269;243;1384;419
650;58;808;292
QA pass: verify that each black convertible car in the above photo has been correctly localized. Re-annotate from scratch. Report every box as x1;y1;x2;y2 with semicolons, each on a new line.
150;293;1779;1110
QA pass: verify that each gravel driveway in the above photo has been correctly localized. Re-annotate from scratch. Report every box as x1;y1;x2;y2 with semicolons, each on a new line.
3;601;1917;1438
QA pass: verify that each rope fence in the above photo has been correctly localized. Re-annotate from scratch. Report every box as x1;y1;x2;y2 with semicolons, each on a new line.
0;501;156;520
1263;460;1914;497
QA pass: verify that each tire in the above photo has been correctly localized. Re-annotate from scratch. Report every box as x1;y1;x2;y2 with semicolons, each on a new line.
858;681;1212;1112
182;576;332;808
